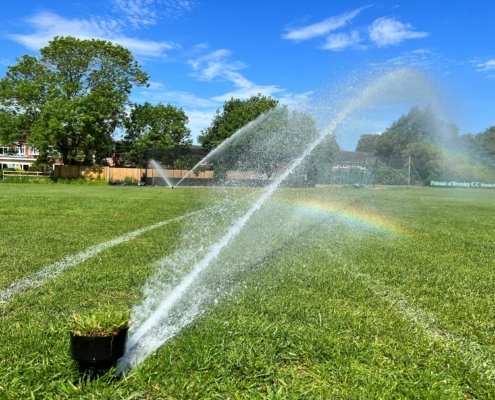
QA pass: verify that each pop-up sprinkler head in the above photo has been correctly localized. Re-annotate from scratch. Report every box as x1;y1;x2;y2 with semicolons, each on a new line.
69;312;129;376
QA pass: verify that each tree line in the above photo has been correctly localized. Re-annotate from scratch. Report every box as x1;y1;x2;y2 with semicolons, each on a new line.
11;35;492;182
355;106;495;181
0;36;341;172
0;36;193;167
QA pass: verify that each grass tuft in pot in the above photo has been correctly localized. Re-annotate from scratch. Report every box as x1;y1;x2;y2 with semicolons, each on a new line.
70;311;130;337
69;311;130;376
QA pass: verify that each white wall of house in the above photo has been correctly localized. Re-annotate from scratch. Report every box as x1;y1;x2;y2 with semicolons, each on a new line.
0;143;38;170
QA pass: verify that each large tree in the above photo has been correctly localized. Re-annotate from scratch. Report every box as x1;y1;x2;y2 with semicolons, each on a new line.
200;102;340;182
0;36;149;164
372;106;459;159
462;126;495;167
354;106;460;160
355;133;382;153
354;106;463;181
198;94;279;151
122;102;191;166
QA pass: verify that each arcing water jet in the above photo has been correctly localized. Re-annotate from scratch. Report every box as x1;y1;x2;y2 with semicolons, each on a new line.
119;68;442;371
150;159;174;188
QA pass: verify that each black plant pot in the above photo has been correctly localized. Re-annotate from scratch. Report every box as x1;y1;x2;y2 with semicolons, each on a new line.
70;328;128;374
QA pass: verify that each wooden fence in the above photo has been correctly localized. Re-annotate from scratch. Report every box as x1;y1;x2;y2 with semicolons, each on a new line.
54;165;214;181
160;169;214;179
2;171;51;180
54;165;108;179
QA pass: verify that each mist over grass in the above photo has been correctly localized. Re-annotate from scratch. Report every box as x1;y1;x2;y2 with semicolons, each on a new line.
0;184;494;398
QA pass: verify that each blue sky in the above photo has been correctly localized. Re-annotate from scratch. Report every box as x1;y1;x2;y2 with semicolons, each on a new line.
1;0;494;150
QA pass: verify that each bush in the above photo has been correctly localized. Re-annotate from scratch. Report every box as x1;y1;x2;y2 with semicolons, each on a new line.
53;177;107;185
0;176;53;184
0;176;107;185
375;163;408;185
28;161;53;173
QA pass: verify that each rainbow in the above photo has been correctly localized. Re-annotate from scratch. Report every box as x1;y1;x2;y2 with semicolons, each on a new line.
282;198;403;237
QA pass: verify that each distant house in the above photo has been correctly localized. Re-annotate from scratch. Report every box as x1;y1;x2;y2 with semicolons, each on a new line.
1;141;211;170
331;151;376;171
108;140;124;167
0;143;39;170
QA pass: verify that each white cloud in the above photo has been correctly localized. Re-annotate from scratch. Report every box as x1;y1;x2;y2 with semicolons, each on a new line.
476;59;495;72
139;88;218;108
188;50;284;101
282;6;369;42
132;49;313;141
277;91;313;109
211;82;283;103
186;109;217;139
187;49;244;78
410;48;432;54
374;50;435;67
112;0;197;28
182;88;314;142
130;85;220;142
146;81;164;89
370;49;454;76
322;31;362;51
369;17;429;47
7;12;177;57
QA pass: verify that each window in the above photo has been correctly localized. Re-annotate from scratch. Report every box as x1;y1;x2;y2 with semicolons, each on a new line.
29;146;39;156
15;143;26;155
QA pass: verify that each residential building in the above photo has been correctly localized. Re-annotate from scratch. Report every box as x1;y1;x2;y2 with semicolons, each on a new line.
0;144;39;170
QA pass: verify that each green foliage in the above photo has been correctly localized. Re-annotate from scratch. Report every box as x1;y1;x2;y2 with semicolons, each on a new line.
1;176;50;184
0;36;149;165
70;311;129;337
463;126;495;167
205;105;341;181
198;94;278;151
356;107;495;184
123;102;191;165
402;141;440;181
0;177;109;185
375;161;409;185
308;131;341;166
363;106;459;160
355;133;382;153
175;154;197;171
28;159;53;173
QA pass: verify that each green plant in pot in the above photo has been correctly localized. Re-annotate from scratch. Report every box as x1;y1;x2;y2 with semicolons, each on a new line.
70;311;130;375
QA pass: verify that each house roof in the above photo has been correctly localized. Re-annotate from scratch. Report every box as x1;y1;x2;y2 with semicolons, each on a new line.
335;151;376;163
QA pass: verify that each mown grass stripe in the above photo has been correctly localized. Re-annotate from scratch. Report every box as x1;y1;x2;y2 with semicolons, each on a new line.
0;208;209;305
341;261;495;383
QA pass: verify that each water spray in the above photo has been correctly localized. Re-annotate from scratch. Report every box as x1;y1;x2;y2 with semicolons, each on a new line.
120;67;441;371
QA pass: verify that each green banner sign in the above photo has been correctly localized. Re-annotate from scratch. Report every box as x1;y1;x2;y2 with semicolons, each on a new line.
429;179;495;189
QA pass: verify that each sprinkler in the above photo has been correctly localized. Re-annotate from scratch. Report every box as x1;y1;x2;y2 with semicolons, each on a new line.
69;312;129;376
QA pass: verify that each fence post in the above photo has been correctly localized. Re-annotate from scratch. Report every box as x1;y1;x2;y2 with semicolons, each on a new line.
408;157;411;187
360;158;365;185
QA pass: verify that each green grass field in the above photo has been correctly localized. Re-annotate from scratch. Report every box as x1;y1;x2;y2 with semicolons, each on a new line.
0;184;494;399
